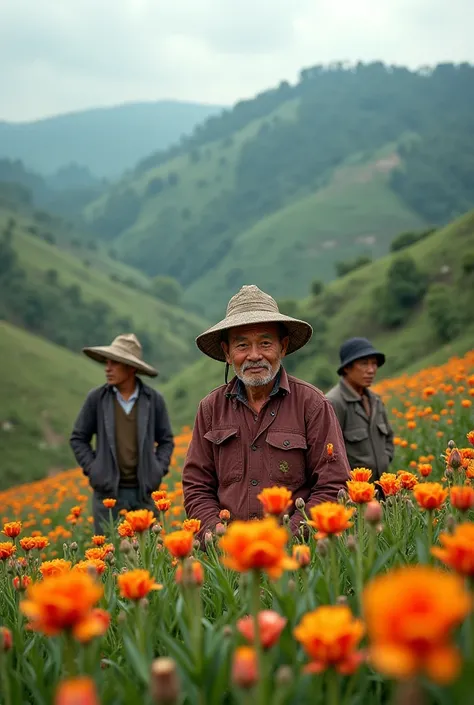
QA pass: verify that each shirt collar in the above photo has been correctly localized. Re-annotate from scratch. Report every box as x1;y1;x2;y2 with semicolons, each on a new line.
340;377;373;402
227;366;290;401
113;385;139;403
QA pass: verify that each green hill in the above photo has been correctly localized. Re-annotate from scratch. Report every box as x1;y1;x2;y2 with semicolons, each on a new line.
0;202;208;381
0;101;224;178
84;62;474;315
162;208;474;429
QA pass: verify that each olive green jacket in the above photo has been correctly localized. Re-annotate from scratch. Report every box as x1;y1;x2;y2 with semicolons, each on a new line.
326;378;394;480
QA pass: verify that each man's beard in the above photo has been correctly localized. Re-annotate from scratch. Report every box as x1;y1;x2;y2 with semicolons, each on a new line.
235;360;279;388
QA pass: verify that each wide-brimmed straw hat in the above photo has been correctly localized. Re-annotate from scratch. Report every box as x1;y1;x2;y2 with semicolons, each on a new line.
83;333;158;377
196;285;313;362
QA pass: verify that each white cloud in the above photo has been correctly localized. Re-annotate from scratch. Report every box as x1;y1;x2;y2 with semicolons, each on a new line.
0;0;472;121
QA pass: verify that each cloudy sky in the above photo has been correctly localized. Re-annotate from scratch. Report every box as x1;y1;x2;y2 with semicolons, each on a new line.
1;0;472;122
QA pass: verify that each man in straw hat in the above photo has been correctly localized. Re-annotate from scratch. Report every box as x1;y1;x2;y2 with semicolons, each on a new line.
70;333;174;532
326;337;394;484
183;285;350;541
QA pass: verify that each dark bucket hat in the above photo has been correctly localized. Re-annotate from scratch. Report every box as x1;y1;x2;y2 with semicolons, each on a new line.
337;337;385;376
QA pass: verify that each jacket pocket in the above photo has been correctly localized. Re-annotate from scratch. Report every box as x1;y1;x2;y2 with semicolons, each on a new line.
266;431;307;486
204;427;243;487
376;421;389;436
88;460;113;493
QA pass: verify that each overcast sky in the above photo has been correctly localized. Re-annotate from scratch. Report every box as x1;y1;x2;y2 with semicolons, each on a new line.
1;0;472;122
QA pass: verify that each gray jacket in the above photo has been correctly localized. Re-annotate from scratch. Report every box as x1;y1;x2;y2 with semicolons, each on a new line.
70;381;174;499
326;378;394;480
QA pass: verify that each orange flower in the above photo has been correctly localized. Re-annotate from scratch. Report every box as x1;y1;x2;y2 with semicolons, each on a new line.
237;610;287;649
418;463;432;478
72;608;110;644
397;471;418;490
326;443;334;457
125;509;155;533
256;486;293;516
0;626;12;652
346;481;375;504
349;467;372;482
54;677;100;705
413;483;448;511
163;530;194;559
117;520;134;537
73;559;107;576
117;569;163;600
219;509;231;522
467;430;474;447
363;565;471;684
70;506;82;518
91;535;106;546
375;473;402;496
102;498;116;509
294;605;365;674
175;560;204;586
151;490;168;501
450;485;474;512
13;575;31;591
307;502;355;538
40;559;72;578
0;542;16;560
20;572;103;637
20;536;49;551
85;545;113;561
292;544;311;567
232;646;258;689
219;517;297;579
432;523;474;576
182;519;201;534
155;498;172;512
2;521;22;538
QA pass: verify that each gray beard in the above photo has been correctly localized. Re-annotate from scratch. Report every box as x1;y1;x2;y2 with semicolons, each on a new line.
234;362;279;388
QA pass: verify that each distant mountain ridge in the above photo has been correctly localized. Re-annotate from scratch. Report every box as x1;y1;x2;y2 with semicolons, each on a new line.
0;100;224;177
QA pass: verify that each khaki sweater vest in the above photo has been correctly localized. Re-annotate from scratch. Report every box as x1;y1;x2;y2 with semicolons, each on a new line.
114;397;139;487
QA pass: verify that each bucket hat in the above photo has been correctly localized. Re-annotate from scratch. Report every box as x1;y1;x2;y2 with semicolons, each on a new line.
337;337;385;376
196;285;313;362
83;333;158;377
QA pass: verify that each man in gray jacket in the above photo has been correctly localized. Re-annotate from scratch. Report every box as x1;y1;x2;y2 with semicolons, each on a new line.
326;337;394;483
70;334;174;532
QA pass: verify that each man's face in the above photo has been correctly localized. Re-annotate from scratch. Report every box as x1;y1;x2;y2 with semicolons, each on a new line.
344;356;379;390
105;359;136;387
222;323;289;388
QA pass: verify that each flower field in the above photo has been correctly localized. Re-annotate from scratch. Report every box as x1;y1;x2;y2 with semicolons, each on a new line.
1;351;474;705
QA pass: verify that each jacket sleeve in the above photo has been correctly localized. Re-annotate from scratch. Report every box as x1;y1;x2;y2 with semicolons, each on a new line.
291;398;351;535
326;391;346;431
382;403;395;462
154;392;174;476
182;400;221;542
70;390;98;475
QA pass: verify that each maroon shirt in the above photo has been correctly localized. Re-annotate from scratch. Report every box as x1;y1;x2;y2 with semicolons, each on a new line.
182;368;350;538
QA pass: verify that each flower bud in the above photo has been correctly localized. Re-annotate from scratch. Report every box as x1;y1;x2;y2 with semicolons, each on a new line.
316;538;328;556
448;448;462;470
222;625;233;638
120;539;132;554
295;497;305;511
287;578;296;592
105;553;115;565
282;514;290;527
139;598;149;611
336;595;348;606
364;500;382;525
446;514;457;533
219;509;231;522
447;440;455;449
0;626;12;652
346;535;357;552
132;539;140;551
215;522;226;536
150;657;180;705
232;647;258;689
337;489;348;504
193;540;200;551
70;542;78;553
275;665;292;686
204;531;213;545
152;523;163;535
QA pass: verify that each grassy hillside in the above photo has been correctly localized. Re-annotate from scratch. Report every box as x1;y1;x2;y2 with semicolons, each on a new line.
0;101;224;178
162;209;474;429
0;203;208;380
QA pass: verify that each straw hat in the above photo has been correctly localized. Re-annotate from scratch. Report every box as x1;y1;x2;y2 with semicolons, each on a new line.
196;285;313;362
83;334;158;377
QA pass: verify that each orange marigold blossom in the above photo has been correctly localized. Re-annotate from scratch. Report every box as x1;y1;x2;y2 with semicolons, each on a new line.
349;467;372;482
20;571;103;637
375;473;402;496
449;485;474;512
237;610;287;649
2;521;22;538
40;559;72;577
117;520;134;538
467;430;474;447
155;498;172;512
232;646;258;689
91;535;106;546
163;530;194;559
292;544;311;567
20;536;49;551
125;509;155;533
362;565;471;684
175;560;204;586
418;463;432;478
102;498;116;508
326;443;334;457
294;605;365;674
413;483;449;511
73;559;107;576
0;626;12;651
397;471;418;490
431;523;474;576
346;480;375;504
117;569;163;600
219;509;231;522
219;517;297;578
70;506;82;518
0;541;16;560
85;545;113;561
151;490;168;502
54;677;100;705
73;608;110;644
256;486;293;516
307;502;355;538
182;518;201;534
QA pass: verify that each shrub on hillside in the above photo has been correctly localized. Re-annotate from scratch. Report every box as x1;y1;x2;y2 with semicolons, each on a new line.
425;283;461;342
152;275;183;306
390;227;436;252
335;255;372;278
377;254;427;328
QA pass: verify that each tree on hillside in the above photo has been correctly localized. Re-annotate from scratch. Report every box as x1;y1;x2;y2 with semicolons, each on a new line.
152;275;183;306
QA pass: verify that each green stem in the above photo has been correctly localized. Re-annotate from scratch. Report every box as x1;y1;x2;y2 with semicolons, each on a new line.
326;668;340;705
138;531;148;570
355;510;364;614
328;537;339;603
251;570;266;705
426;511;433;564
63;634;77;677
0;650;12;705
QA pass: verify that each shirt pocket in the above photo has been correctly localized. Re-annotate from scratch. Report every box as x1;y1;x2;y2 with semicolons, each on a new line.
204;427;243;487
265;431;307;487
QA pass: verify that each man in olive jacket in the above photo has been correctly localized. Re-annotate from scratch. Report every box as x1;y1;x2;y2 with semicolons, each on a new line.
70;334;174;532
326;337;394;483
